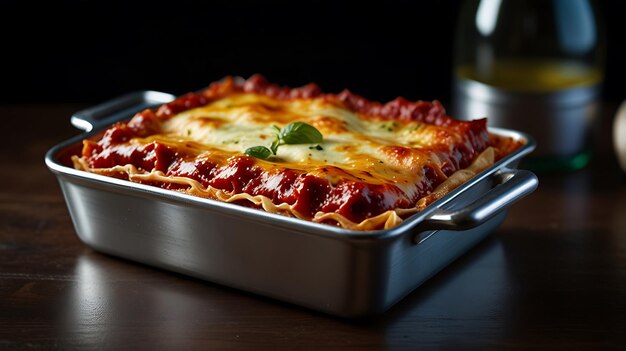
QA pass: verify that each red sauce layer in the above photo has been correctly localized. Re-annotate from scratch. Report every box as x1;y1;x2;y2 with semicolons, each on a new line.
83;135;432;223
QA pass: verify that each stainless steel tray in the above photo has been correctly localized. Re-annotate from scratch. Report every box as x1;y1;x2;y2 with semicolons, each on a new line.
45;91;538;317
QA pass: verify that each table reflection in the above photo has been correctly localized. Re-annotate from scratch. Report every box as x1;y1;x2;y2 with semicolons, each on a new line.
379;238;512;347
59;254;254;348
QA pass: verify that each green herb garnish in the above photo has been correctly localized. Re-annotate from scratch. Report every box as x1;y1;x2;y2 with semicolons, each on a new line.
308;144;324;151
244;145;273;160
245;122;324;160
380;121;398;132
279;122;323;144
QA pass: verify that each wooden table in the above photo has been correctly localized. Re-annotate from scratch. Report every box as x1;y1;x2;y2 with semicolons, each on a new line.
2;104;625;350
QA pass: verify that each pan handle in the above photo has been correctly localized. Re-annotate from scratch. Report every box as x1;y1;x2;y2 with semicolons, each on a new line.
419;169;538;231
71;91;176;132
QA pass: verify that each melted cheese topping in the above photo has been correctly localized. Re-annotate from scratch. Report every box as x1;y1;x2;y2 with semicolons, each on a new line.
141;93;456;196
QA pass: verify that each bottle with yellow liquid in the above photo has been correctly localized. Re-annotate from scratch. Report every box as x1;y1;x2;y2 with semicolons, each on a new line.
452;0;605;172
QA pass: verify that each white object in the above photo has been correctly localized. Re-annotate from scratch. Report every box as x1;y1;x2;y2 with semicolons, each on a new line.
612;100;626;172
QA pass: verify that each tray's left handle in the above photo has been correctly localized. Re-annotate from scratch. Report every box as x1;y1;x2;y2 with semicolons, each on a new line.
71;91;176;132
420;169;538;231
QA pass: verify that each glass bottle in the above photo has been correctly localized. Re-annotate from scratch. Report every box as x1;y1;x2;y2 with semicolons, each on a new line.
452;0;605;172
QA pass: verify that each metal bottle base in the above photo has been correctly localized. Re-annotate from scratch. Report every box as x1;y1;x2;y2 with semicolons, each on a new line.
452;78;600;159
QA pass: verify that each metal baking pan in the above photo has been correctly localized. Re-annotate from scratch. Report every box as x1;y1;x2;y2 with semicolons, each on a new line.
45;91;538;317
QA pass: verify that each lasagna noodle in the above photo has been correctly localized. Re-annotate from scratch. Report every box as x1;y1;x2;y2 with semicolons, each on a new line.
71;147;495;230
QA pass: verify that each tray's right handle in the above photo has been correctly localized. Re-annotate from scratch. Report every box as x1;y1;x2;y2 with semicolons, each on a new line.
420;169;538;231
71;91;176;132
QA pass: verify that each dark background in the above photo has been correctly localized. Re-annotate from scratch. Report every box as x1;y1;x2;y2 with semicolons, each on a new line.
1;0;624;105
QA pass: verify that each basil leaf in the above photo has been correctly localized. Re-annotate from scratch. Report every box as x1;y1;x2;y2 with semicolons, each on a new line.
279;122;323;145
244;146;273;160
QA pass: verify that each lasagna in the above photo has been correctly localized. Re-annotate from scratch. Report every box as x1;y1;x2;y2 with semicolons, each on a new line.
72;75;522;230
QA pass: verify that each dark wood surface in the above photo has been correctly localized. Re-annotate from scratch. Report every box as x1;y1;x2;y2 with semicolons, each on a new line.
1;104;625;350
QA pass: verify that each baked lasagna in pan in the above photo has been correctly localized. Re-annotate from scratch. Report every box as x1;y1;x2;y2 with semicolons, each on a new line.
72;75;522;230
